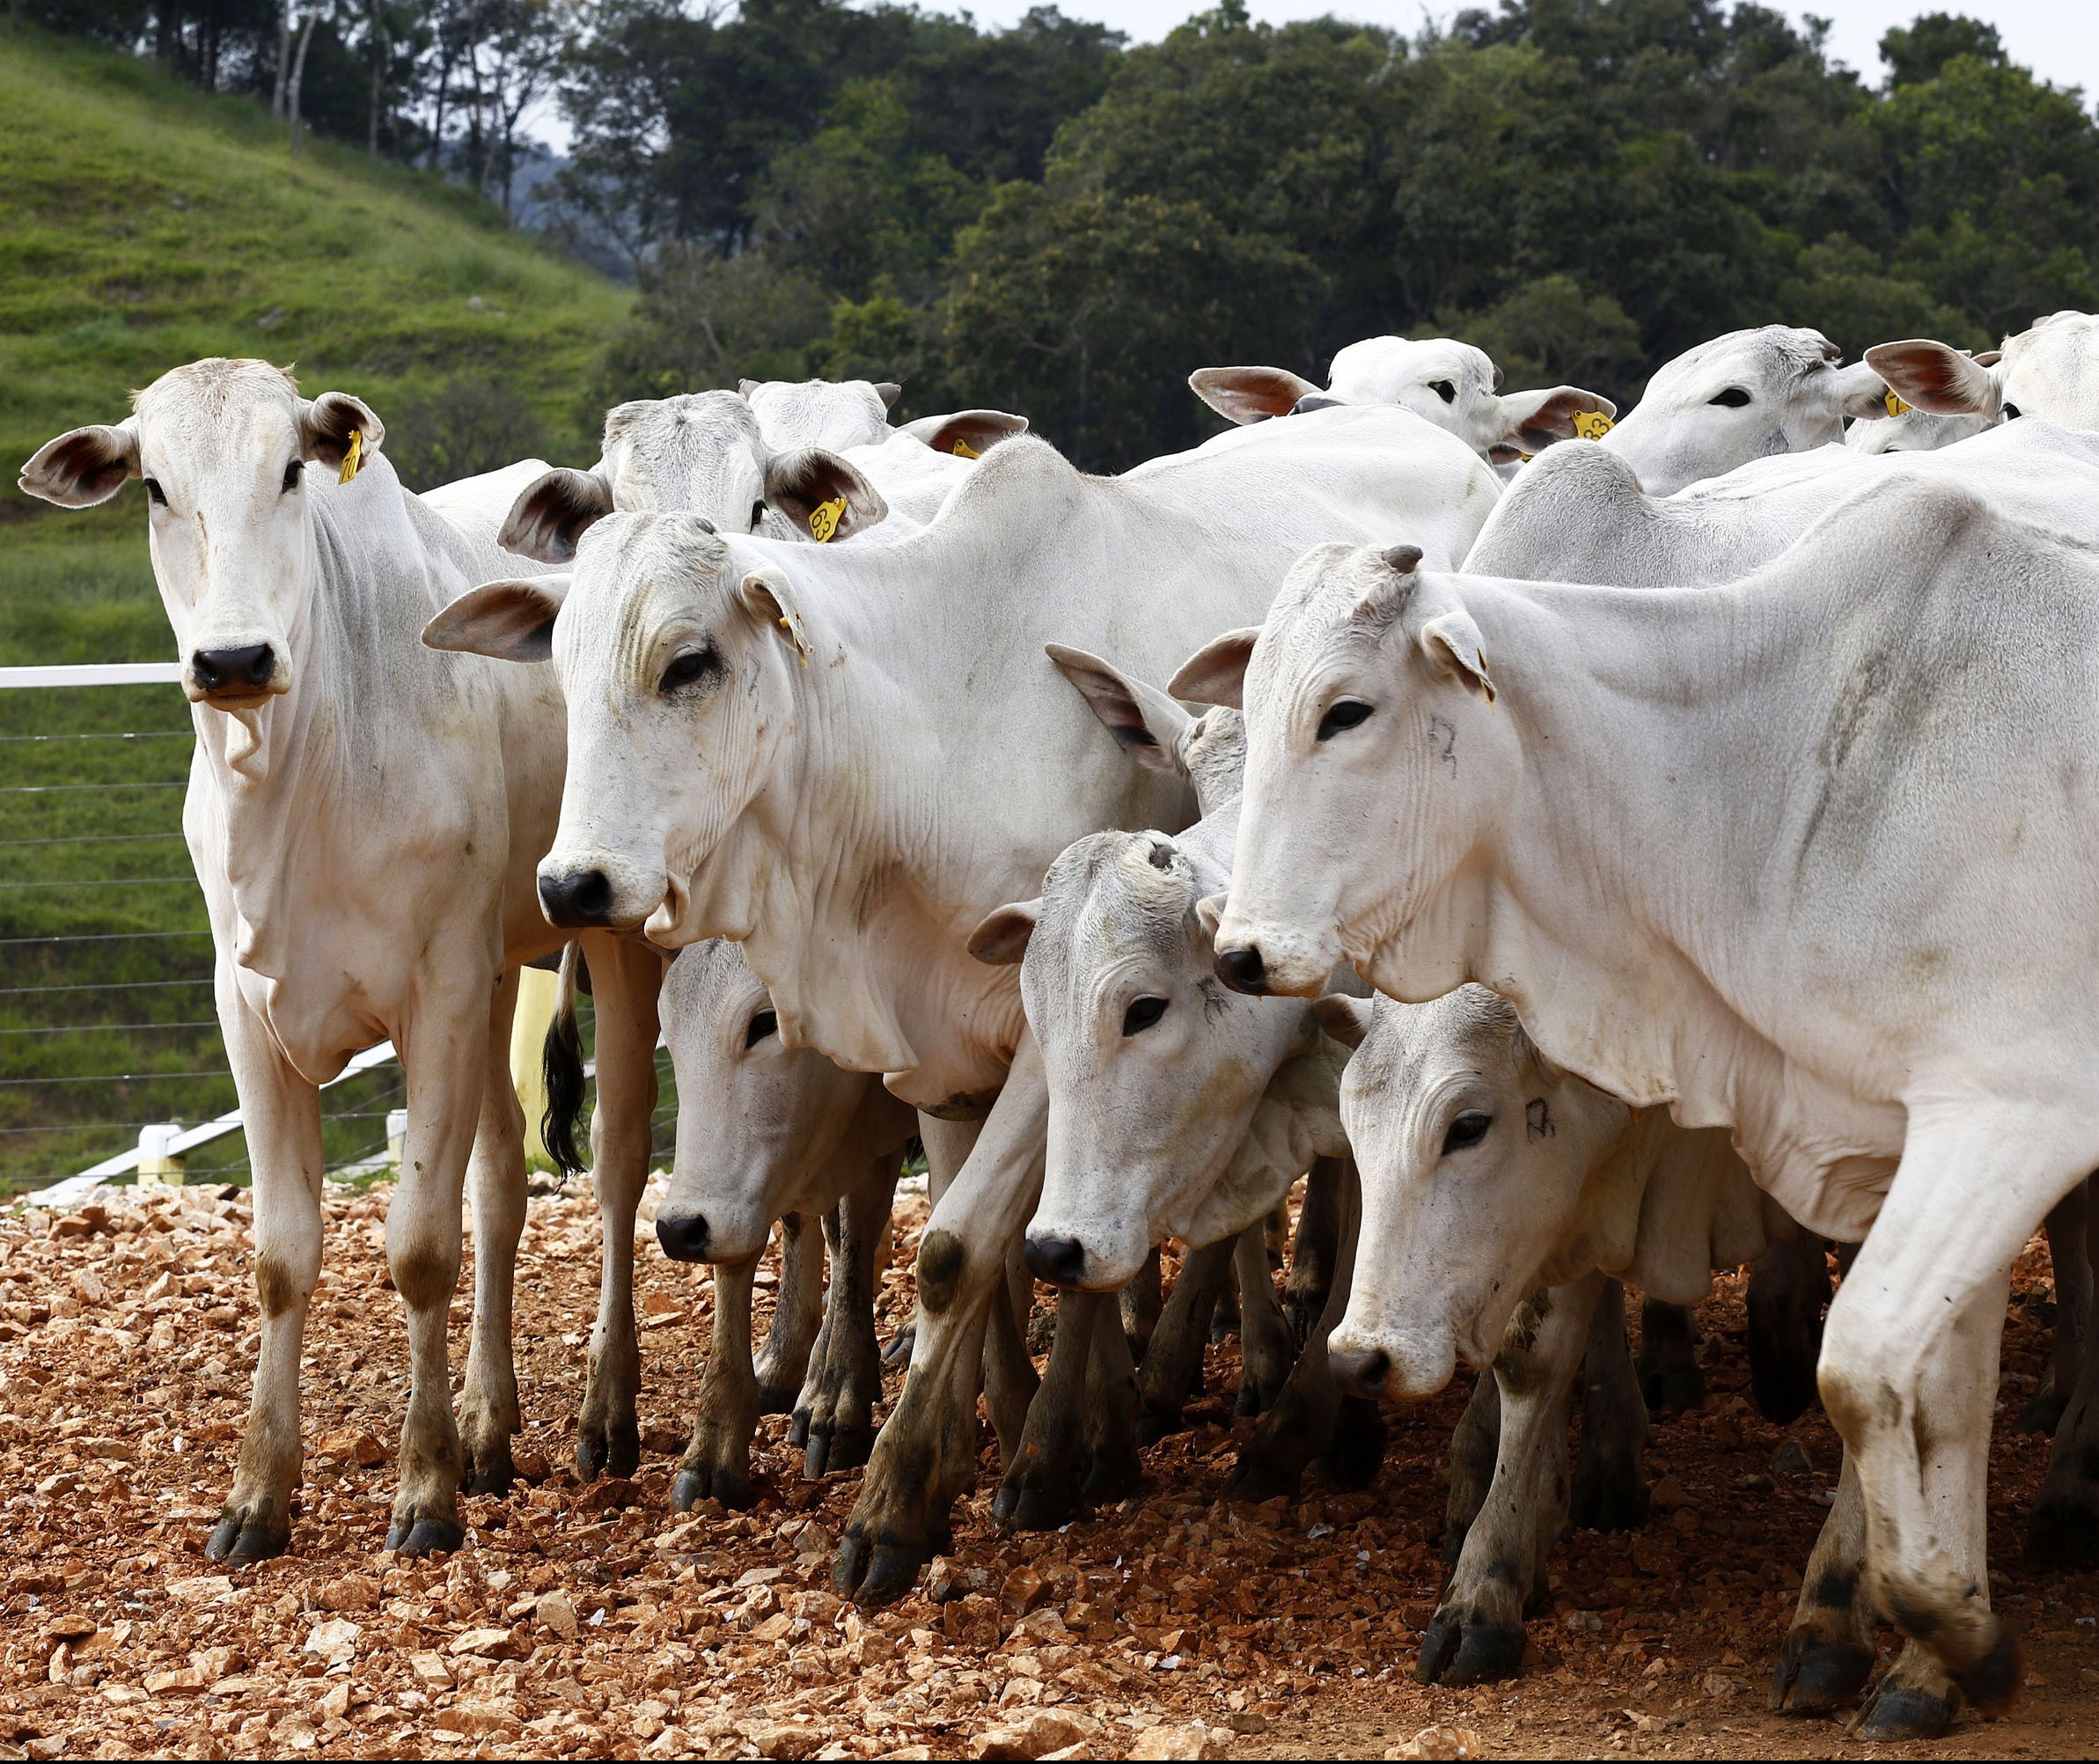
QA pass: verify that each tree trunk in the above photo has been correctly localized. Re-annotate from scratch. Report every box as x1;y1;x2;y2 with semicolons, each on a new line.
271;0;290;119
366;0;385;156
287;11;318;158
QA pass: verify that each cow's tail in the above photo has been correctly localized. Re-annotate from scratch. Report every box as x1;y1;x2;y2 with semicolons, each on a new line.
540;944;590;1181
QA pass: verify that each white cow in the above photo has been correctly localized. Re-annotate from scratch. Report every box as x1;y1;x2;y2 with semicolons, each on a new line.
425;406;1501;1602
18;360;666;1555
1868;312;2099;434
1190;334;1616;466
1846;353;2000;455
1181;499;2099;1728
1596;325;1890;494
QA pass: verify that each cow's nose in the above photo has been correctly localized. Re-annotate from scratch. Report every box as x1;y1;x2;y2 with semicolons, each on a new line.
192;643;275;693
1215;944;1269;996
1022;1233;1089;1288
539;868;613;928
1330;1345;1391;1398
655;1211;710;1262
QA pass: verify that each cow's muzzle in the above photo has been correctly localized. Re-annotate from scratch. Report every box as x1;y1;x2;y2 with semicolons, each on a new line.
1214;944;1269;996
1021;1232;1090;1289
189;643;279;704
539;867;615;928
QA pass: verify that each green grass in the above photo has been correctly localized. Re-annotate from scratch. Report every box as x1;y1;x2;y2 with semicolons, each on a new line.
0;29;632;1189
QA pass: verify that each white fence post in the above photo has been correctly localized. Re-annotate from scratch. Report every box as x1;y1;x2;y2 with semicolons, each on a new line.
135;1122;187;1190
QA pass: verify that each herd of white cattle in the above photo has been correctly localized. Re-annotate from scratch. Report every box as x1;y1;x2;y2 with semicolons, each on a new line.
23;311;2099;1741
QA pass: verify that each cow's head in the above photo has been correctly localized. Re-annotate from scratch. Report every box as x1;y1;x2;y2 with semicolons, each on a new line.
740;376;900;452
1192;336;1616;467
1846;349;2000;454
650;937;885;1264
1870;313;2099;434
1176;542;1516;1001
1602;326;1889;494
425;511;810;940
1317;989;1630;1400
500;391;886;562
20;358;384;709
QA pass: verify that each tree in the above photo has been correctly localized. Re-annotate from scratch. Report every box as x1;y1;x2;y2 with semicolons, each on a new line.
1880;11;2003;87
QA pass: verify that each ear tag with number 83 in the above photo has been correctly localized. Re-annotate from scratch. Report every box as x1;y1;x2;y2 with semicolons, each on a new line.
808;497;847;543
1573;410;1614;441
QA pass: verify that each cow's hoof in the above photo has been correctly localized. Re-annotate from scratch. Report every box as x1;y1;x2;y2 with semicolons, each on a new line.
1136;1403;1186;1447
1225;1444;1304;1504
1747;1342;1820;1427
804;1421;875;1481
1772;1635;1873;1712
993;1446;1083;1531
880;1327;915;1367
1235;1373;1286;1418
2016;1389;2069;1435
835;1532;931;1608
2027;1492;2099;1568
787;1410;811;1448
576;1420;639;1482
205;1507;289;1562
1439;1522;1470;1569
1325;1396;1387;1490
757;1381;802;1416
462;1441;516;1499
385;1514;466;1556
1638;1362;1705;1415
1415;1609;1525;1685
1570;1452;1649;1532
672;1460;753;1512
1954;1624;2023;1716
1083;1441;1141;1506
1853;1683;1954;1741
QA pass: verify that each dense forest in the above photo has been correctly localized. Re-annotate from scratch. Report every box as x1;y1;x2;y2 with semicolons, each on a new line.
22;0;2099;467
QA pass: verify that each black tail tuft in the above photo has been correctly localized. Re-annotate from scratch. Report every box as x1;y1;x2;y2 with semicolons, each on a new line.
541;944;590;1181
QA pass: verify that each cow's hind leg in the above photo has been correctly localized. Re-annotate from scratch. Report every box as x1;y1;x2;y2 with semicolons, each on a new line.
2027;1178;2099;1563
208;989;325;1562
1748;1234;1831;1426
458;969;525;1497
1636;1298;1704;1413
994;1287;1112;1527
674;1253;763;1510
1772;1447;1875;1715
799;1161;901;1477
1135;1238;1232;1443
574;935;660;1481
1234;1222;1294;1416
757;1210;826;1414
1121;1247;1163;1360
1570;1279;1650;1531
1283;1157;1344;1342
1420;1272;1601;1687
2021;1180;2091;1434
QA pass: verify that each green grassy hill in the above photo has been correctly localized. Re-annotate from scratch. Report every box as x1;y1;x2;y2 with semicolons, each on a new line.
0;30;633;1190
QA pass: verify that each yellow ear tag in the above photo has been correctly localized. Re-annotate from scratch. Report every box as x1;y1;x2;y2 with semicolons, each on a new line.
950;437;980;459
1884;388;1912;417
1572;410;1614;441
778;615;811;669
338;428;363;485
808;496;847;543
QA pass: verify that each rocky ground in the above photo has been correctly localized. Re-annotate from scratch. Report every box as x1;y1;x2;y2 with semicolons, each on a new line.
0;1175;2095;1760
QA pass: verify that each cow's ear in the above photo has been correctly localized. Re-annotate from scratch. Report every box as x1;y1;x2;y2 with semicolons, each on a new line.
873;381;903;410
1046;643;1192;774
19;420;141;507
1169;628;1260;709
738;568;812;663
1310;994;1373;1050
738;379;764;401
896;409;1028;457
1830;360;1895;421
1189;365;1321;425
967;899;1041;966
1493;386;1616;455
1864;341;2000;418
500;467;614;563
422;576;569;663
1419;606;1494;703
762;447;887;541
298;392;385;470
1195;894;1226;941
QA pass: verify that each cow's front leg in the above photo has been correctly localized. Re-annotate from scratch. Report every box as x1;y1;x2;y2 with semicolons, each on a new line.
994;1287;1112;1527
1442;1374;1501;1565
1635;1298;1704;1413
2022;1178;2092;1434
1120;1247;1163;1359
458;969;525;1497
574;934;660;1481
1747;1233;1831;1426
1820;1116;2072;1724
1234;1220;1294;1416
1134;1237;1232;1442
798;1161;901;1477
1569;1278;1650;1531
1283;1157;1344;1342
1083;1294;1141;1502
836;1050;1046;1607
384;997;494;1554
1420;1271;1602;1687
757;1210;826;1412
207;988;324;1562
2027;1176;2099;1562
1772;1449;1875;1715
674;1253;762;1510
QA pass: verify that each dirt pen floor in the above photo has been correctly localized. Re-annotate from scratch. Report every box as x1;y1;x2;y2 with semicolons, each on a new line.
2;1176;2096;1761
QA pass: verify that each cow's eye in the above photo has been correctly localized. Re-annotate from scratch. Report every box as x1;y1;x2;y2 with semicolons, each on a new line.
1442;1112;1492;1154
281;459;303;494
2003;402;2022;421
745;1009;778;1048
1317;700;1372;741
143;477;168;508
1428;379;1457;405
750;501;767;531
1709;387;1752;408
659;645;723;695
1121;996;1168;1036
